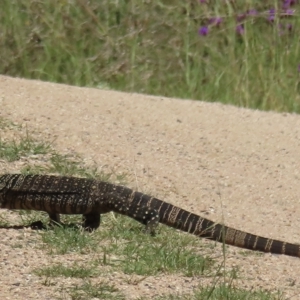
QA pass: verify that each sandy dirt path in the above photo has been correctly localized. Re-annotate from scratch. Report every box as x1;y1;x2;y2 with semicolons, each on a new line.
1;75;300;299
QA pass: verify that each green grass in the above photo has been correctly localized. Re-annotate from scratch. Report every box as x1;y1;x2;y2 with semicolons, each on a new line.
37;213;213;276
67;281;126;300
34;263;98;278
35;213;282;299
99;214;213;277
20;148;127;184
40;223;98;255
0;128;283;299
1;1;300;112
0;127;126;182
21;152;119;181
0;132;51;162
138;285;283;300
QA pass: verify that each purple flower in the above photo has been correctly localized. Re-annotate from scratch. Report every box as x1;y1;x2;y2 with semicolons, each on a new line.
199;0;206;3
268;8;276;22
199;26;209;36
237;13;246;22
282;0;297;9
282;0;290;8
287;23;293;32
209;17;223;26
247;9;258;16
284;8;294;15
278;23;293;35
236;24;244;35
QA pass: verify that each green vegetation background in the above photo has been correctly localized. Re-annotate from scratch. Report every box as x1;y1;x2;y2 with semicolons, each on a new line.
1;0;300;112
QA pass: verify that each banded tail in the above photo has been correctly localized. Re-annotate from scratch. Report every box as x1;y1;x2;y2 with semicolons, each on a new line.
0;174;299;258
125;190;300;258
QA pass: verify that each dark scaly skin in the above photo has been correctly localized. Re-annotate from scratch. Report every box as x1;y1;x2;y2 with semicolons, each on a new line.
0;174;299;257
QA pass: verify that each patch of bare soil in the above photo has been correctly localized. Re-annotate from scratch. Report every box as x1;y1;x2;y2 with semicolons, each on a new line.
1;75;300;299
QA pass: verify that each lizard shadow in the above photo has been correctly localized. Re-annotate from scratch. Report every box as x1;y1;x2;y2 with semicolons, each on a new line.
0;221;81;231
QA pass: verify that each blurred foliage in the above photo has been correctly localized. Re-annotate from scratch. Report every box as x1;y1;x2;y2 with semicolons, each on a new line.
1;0;300;112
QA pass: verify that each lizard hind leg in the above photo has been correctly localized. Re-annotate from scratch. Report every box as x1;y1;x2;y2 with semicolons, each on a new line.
82;213;101;232
107;192;160;235
120;204;160;235
140;207;160;235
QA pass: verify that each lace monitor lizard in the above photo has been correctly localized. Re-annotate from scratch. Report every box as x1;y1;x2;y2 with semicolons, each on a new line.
0;173;299;258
